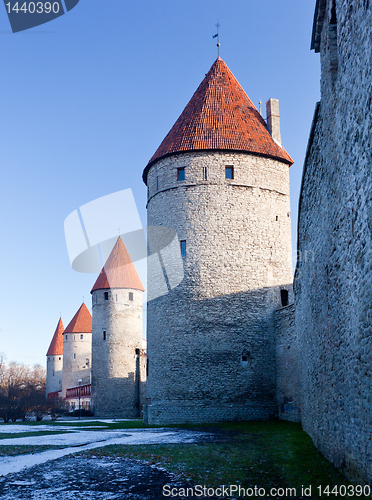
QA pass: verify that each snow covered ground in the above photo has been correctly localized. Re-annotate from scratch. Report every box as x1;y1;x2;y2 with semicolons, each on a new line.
0;423;208;476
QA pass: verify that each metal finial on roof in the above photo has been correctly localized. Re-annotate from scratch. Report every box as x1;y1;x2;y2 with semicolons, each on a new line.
259;95;262;116
213;22;221;56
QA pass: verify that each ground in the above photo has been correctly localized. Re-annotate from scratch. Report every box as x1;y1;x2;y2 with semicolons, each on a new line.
0;454;215;499
0;419;367;499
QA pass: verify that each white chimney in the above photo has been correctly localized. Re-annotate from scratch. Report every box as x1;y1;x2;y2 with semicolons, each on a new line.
266;98;282;146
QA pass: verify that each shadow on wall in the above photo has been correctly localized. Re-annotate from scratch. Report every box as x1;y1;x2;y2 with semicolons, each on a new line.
145;283;299;424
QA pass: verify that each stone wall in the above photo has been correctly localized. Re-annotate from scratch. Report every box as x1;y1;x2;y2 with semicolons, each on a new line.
145;151;293;424
275;303;300;423
91;287;144;418
296;0;372;484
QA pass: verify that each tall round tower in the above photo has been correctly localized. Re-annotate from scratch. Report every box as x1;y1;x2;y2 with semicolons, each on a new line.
91;236;145;418
46;317;64;398
62;303;92;398
143;57;294;424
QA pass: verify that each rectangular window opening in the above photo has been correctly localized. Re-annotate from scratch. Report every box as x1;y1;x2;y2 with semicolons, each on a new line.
80;334;83;340
203;167;207;180
180;240;186;258
225;166;234;179
281;289;289;307
104;291;109;300
73;353;76;359
103;331;106;341
177;167;185;181
129;292;134;301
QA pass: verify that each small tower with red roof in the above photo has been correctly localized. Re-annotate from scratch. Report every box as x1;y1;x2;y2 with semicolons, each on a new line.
46;317;64;398
62;302;92;398
91;236;145;418
143;57;294;424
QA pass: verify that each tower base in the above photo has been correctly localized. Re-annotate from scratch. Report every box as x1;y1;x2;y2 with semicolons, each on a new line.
143;401;278;425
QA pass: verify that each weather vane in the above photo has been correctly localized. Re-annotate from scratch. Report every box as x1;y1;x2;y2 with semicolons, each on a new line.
213;22;221;56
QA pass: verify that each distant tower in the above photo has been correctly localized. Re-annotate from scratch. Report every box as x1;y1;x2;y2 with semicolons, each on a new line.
143;57;294;424
62;303;92;398
46;317;64;397
91;236;145;418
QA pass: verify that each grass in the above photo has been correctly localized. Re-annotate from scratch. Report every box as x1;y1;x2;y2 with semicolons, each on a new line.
0;419;149;430
0;430;74;440
0;445;67;456
81;421;371;499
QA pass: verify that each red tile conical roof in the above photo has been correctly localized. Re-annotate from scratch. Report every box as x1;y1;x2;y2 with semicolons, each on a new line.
46;318;64;356
91;237;145;292
143;57;293;184
64;303;92;333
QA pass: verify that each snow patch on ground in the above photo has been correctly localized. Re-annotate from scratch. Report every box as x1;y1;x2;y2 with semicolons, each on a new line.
0;428;208;476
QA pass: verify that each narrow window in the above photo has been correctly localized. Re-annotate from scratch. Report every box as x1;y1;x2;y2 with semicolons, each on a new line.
129;292;134;301
86;358;89;367
146;358;149;377
104;291;108;300
276;215;279;221
177;167;185;181
59;357;61;360
52;370;55;376
156;176;159;190
103;331;106;341
65;335;68;340
74;353;76;359
203;167;207;180
116;294;118;302
225;166;234;179
180;240;186;258
281;289;289;307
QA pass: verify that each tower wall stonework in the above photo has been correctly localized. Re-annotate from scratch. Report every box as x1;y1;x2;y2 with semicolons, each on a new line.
61;333;91;398
91;287;144;418
275;303;300;423
296;0;372;484
46;355;63;396
145;151;293;424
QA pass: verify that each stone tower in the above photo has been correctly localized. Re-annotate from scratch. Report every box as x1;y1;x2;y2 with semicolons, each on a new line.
61;303;92;398
46;317;64;397
143;57;293;425
91;236;145;418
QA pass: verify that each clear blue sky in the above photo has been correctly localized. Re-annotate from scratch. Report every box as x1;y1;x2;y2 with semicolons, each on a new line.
0;0;320;366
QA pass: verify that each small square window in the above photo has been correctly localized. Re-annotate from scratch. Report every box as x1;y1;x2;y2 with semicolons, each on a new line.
225;166;234;179
104;291;108;300
177;168;185;181
103;331;106;341
129;292;134;301
180;240;186;258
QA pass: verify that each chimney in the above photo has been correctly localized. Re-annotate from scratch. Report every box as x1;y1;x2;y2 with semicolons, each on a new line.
266;98;282;146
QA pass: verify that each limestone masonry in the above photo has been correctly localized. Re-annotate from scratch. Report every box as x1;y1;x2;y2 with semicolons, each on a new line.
143;57;295;425
296;0;372;485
